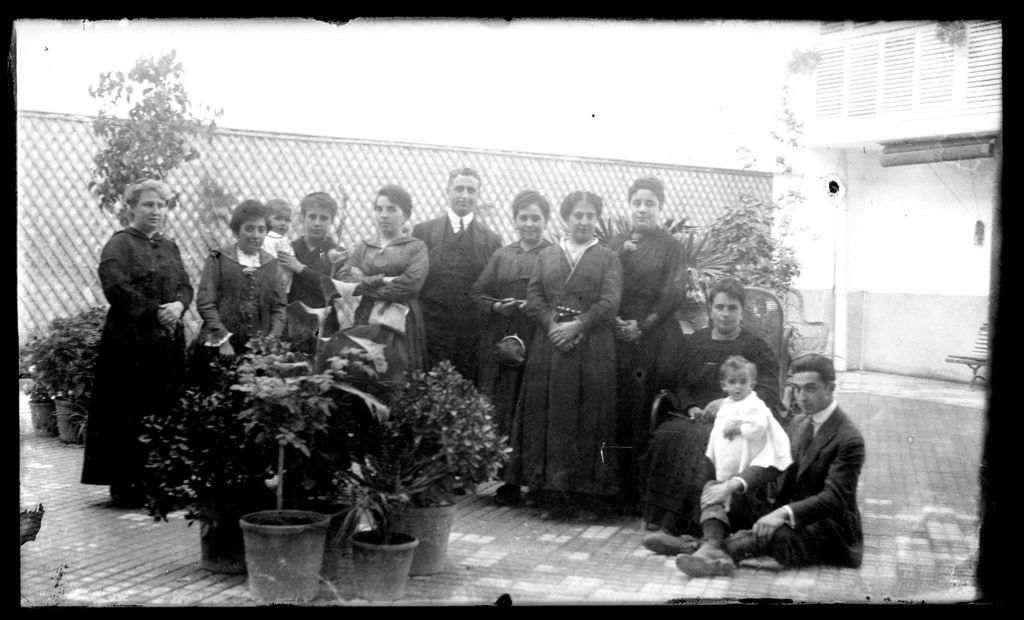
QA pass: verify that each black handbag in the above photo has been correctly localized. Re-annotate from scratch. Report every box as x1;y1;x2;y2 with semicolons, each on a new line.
494;333;527;367
492;301;527;367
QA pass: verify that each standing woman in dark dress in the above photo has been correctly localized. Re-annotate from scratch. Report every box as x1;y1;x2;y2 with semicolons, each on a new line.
518;191;623;516
193;199;288;364
608;177;687;508
81;180;194;507
470;190;553;506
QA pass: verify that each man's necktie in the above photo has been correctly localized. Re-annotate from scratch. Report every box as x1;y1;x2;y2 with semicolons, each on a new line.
798;419;815;459
458;218;465;234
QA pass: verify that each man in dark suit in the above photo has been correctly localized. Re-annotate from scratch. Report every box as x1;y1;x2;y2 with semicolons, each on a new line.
413;167;503;380
674;353;865;576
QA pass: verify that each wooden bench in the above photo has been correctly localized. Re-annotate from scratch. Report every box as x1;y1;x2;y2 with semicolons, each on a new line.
946;323;989;387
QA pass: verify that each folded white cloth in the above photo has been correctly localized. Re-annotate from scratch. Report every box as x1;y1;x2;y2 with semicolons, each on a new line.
328;278;359;299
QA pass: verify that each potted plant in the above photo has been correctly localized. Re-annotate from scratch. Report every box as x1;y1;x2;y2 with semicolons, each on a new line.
232;337;388;604
296;348;394;590
332;459;422;601
344;361;510;578
20;334;57;437
140;353;275;575
31;307;107;444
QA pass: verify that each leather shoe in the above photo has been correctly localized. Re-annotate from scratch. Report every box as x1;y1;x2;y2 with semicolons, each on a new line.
524;489;545;507
675;544;737;577
722;529;762;561
493;484;522;506
642;532;701;556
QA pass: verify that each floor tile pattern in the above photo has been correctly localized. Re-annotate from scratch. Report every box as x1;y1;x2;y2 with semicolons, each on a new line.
20;371;985;605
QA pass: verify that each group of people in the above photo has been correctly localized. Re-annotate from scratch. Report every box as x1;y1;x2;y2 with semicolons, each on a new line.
80;168;865;578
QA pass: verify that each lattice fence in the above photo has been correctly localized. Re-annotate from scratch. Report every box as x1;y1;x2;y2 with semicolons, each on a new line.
16;110;772;345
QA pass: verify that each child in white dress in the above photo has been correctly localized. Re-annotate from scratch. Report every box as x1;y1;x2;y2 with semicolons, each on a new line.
262;198;295;295
705;355;792;511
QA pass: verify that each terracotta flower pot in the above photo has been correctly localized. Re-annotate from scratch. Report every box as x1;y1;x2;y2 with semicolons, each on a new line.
29;400;57;437
239;510;330;604
200;513;247;575
391;503;457;576
313;502;355;587
349;531;419;601
53;399;86;444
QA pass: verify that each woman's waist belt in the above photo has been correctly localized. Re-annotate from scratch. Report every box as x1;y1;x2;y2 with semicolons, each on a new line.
554;305;582;323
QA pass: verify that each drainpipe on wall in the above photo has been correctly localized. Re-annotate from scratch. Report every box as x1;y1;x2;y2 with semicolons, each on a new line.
830;151;850;373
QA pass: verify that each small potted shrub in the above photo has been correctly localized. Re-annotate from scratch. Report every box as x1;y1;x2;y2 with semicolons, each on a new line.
20;334;57;436
140;353;275;575
232;337;387;604
345;361;510;578
31;307;107;444
141;337;386;585
23;377;57;437
333;467;421;602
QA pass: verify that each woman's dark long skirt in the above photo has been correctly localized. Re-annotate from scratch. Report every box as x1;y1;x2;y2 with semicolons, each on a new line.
81;322;188;499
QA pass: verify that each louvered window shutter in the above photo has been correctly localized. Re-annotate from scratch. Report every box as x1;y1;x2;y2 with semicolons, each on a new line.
966;21;1001;111
813;21;1001;122
815;46;844;118
881;35;915;113
848;40;878;116
918;33;955;108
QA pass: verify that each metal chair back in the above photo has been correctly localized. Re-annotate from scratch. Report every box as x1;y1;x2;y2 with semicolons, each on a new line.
741;287;787;394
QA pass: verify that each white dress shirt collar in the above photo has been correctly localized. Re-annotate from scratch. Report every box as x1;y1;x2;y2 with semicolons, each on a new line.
808;399;838;434
446;208;475;233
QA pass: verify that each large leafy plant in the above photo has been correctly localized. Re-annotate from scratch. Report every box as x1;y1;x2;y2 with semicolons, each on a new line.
232;337;389;511
592;193;800;303
19;331;53;402
335;361;510;543
388;361;510;507
141;354;273;522
142;336;389;523
88;50;219;223
596;211;732;305
29;307;107;406
699;193;801;299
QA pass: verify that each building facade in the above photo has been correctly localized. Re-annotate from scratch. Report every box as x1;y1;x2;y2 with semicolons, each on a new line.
782;20;1000;381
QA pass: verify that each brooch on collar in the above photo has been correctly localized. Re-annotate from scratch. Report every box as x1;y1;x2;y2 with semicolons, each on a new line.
621;233;643;254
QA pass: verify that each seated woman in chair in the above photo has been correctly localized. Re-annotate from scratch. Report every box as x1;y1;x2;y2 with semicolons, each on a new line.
640;277;784;552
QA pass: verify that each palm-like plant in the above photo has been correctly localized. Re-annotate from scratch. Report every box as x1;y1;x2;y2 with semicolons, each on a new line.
595;213;632;246
663;217;733;305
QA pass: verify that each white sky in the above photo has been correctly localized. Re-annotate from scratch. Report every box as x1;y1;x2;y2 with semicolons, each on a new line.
14;18;820;169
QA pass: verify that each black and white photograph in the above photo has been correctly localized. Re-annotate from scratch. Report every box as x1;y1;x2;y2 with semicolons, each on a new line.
16;18;1003;606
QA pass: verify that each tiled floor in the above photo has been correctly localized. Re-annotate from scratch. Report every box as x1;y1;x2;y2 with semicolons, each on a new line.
19;371;986;606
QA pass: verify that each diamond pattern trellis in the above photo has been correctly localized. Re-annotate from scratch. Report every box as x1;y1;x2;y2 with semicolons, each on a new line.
16;110;772;345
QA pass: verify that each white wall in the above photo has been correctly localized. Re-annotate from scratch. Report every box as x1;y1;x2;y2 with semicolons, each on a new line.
774;147;996;379
782;149;996;296
772;171;838;295
843;150;994;296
